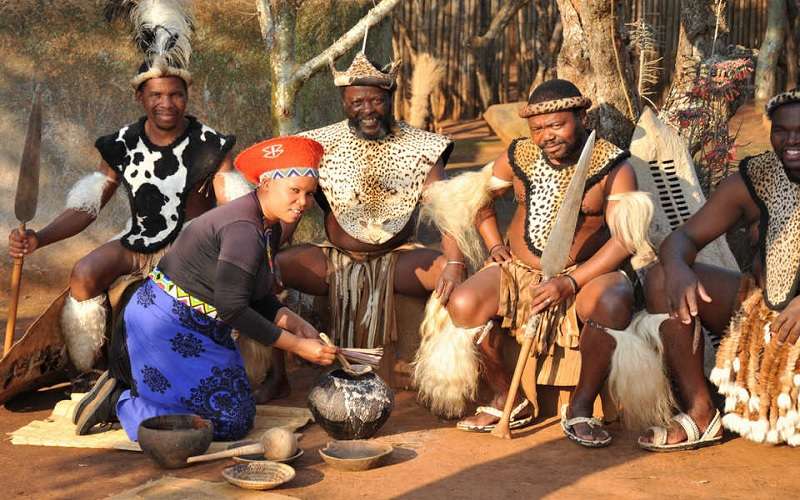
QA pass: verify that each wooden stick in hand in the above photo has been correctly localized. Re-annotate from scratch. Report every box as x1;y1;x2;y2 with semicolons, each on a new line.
4;223;26;356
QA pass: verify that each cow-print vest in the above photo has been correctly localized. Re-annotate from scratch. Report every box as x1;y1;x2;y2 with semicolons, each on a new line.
508;136;629;256
740;151;800;310
95;116;235;253
300;120;453;245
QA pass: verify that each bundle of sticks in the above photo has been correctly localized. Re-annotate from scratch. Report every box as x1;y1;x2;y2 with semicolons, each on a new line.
338;347;383;369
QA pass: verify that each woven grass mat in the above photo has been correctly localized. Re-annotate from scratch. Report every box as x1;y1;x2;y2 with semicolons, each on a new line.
9;393;313;452
108;475;297;499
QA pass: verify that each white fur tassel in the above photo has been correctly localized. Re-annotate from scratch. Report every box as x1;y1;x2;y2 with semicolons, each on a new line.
606;191;656;268
709;365;731;387
787;433;800;447
737;387;750;404
778;392;792;410
420;162;505;269
750;419;769;443
218;171;252;202
606;311;675;430
722;412;741;434
412;298;481;418
61;294;108;372
748;396;761;414
766;429;780;444
66;172;110;217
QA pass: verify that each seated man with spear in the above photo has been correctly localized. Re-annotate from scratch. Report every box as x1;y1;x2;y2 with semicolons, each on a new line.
5;1;248;388
413;79;655;446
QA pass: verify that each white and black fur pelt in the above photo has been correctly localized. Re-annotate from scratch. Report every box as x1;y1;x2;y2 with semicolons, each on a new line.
94;117;234;252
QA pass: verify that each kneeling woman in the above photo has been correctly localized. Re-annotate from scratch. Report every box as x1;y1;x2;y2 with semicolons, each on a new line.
76;136;336;440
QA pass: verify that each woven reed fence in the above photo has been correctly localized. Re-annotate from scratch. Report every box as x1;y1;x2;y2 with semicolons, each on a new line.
394;0;771;122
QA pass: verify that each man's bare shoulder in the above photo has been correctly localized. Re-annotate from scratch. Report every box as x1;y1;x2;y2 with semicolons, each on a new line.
492;147;515;180
696;171;761;226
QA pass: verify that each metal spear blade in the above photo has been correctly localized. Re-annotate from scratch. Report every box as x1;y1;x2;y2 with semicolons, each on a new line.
538;130;596;279
14;91;42;224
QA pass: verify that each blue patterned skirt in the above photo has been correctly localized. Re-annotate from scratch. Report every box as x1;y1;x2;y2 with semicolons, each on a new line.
116;277;255;441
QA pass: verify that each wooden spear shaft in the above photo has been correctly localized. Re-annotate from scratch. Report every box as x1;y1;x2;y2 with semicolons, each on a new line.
5;223;26;355
5;89;42;356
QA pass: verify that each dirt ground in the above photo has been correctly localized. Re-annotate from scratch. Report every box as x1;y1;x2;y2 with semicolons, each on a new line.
1;105;798;499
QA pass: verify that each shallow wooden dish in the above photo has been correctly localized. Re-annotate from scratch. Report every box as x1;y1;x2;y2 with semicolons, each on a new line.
318;440;393;472
222;462;295;490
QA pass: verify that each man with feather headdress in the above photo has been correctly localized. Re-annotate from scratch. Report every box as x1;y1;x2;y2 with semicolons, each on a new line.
6;0;248;388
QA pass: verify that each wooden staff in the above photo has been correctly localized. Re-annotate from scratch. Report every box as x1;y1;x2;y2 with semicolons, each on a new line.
4;91;42;356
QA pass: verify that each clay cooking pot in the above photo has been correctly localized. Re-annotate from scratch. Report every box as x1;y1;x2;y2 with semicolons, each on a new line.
138;414;213;469
307;368;394;440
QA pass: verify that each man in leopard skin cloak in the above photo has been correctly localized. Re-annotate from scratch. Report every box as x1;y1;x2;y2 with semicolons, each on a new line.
412;79;656;447
275;52;466;360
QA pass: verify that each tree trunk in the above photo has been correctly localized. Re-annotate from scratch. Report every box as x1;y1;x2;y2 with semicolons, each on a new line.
467;0;531;109
259;1;300;136
669;1;727;100
786;0;800;90
555;0;637;147
755;0;789;106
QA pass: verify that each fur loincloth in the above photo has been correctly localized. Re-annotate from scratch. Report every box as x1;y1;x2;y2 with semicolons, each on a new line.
497;259;582;388
711;275;800;446
314;240;424;348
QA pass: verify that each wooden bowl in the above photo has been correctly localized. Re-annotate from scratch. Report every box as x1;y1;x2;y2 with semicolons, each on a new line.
222;462;296;490
138;414;213;469
318;440;393;472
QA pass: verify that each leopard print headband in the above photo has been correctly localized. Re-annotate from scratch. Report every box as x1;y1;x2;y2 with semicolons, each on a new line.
766;88;800;117
518;96;592;118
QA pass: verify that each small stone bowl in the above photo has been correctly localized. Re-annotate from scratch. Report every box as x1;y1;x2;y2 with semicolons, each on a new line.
318;440;393;472
138;414;213;469
222;462;296;490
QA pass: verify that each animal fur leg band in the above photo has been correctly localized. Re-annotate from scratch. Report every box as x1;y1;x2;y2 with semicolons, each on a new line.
66;172;113;217
61;294;108;372
420;161;511;268
217;171;253;201
238;334;273;386
607;191;656;268
606;311;675;430
412;298;485;418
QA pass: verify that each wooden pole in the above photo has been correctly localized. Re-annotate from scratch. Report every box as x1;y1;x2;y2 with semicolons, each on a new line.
490;335;534;439
4;223;26;356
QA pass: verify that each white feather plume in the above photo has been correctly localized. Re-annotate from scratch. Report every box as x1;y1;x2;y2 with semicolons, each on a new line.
131;0;193;69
